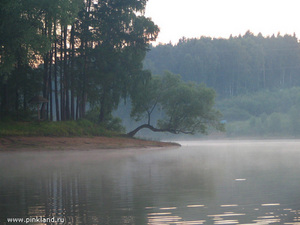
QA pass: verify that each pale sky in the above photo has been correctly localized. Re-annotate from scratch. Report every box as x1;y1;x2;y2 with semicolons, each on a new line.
145;0;300;44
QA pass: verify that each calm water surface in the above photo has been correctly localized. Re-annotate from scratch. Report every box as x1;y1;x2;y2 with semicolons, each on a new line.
1;140;300;224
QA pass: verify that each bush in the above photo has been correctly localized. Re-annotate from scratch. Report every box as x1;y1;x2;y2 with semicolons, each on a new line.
289;106;300;136
226;112;292;138
218;87;300;122
0;120;123;137
102;116;125;133
85;108;125;133
222;107;252;121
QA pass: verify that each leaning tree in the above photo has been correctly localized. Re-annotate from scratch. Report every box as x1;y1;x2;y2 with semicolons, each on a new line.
128;71;224;137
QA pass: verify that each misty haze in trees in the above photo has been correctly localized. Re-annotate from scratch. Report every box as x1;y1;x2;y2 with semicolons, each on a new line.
143;32;300;137
0;0;159;124
4;1;300;139
127;71;224;137
145;31;300;97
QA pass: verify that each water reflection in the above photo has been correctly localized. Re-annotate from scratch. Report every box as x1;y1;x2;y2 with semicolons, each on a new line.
1;141;300;224
145;204;300;224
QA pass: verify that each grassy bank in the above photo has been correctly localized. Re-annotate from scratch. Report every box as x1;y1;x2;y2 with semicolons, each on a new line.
0;120;181;150
0;136;181;151
0;120;121;137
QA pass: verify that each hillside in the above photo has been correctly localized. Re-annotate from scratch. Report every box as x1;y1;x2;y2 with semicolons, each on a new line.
143;32;300;138
145;32;300;98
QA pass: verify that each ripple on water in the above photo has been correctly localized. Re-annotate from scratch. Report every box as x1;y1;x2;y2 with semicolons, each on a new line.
159;207;177;210
261;203;281;206
220;205;239;207
187;205;205;208
145;203;300;225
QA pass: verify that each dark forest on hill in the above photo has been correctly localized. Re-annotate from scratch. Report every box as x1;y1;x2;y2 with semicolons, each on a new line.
144;31;300;97
2;0;300;138
143;32;300;138
0;0;224;137
0;0;158;124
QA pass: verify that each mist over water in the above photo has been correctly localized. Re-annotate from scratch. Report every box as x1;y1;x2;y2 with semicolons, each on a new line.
1;140;300;224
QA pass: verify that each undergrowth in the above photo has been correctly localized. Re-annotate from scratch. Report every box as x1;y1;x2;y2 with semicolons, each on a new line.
0;119;122;137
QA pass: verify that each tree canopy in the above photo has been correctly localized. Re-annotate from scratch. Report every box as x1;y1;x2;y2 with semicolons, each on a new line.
0;0;159;124
144;32;300;98
128;71;224;137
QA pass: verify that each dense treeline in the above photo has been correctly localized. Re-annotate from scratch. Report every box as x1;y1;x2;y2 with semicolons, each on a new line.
0;0;158;122
218;87;300;121
220;88;300;137
144;31;300;97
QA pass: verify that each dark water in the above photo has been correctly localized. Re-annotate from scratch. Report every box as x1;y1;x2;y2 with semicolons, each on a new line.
1;140;300;225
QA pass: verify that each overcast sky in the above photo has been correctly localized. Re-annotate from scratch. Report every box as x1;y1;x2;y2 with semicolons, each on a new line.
145;0;300;44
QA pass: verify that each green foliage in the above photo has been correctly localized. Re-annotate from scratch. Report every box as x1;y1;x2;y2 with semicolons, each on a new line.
289;106;300;135
0;120;120;137
143;32;300;138
104;116;125;133
75;0;159;122
218;87;300;121
226;112;291;137
0;0;50;76
222;88;300;137
158;80;222;134
145;32;300;97
130;71;181;123
85;108;125;133
0;0;159;123
0;0;79;119
129;71;224;136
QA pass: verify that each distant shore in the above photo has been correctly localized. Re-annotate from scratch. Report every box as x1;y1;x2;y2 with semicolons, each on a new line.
0;136;180;151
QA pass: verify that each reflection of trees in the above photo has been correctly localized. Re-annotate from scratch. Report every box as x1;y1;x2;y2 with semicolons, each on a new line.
130;155;216;206
0;150;216;224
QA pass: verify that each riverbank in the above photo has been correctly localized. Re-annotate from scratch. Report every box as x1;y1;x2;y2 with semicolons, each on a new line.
0;136;180;151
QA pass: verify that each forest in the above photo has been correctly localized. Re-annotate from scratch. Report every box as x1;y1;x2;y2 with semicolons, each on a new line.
0;0;224;137
3;0;300;138
144;32;300;138
0;0;159;124
145;32;300;97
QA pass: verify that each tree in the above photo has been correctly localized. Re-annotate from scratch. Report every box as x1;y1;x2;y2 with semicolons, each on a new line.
144;32;300;98
0;0;158;123
128;71;224;137
82;0;159;123
0;0;50;119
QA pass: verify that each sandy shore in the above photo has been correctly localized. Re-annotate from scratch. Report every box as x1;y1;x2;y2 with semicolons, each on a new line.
0;136;180;151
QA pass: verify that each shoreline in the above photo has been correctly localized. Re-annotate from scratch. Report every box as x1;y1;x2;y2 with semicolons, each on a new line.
0;136;180;151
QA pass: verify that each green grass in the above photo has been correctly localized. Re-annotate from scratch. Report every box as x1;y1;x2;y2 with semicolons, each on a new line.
0;119;122;137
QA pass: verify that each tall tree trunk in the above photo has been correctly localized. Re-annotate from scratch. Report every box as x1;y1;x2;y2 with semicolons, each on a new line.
48;21;53;121
99;89;106;122
42;19;49;120
70;25;75;120
42;52;49;120
76;94;79;120
54;21;60;121
15;73;19;119
14;55;22;119
64;26;70;120
23;93;27;112
79;42;87;119
81;51;87;118
49;49;53;121
1;82;8;119
60;26;65;120
78;0;92;119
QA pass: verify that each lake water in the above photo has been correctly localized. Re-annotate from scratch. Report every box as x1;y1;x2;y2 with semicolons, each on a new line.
1;140;300;225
